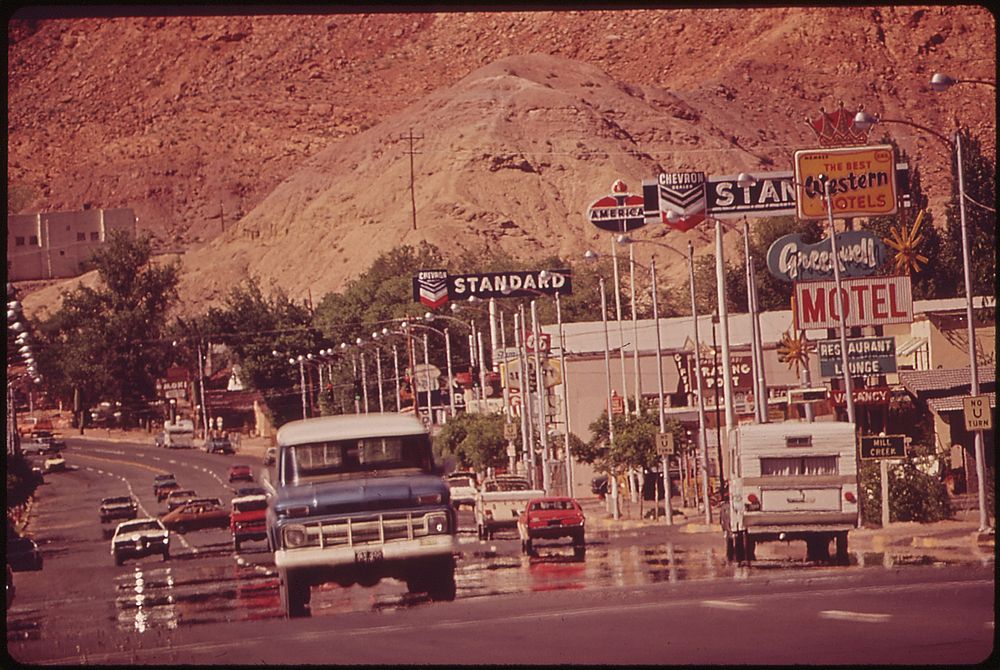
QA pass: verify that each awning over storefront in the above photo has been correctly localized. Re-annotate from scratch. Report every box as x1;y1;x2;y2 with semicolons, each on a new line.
895;336;927;357
928;392;996;414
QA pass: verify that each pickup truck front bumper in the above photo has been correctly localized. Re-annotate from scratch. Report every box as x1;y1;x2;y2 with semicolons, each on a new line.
274;534;456;570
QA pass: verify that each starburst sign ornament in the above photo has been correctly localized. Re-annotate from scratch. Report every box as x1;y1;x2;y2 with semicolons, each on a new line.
777;330;815;375
884;209;929;275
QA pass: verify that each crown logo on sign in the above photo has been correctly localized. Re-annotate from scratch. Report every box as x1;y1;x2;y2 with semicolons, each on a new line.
805;101;870;147
611;179;629;194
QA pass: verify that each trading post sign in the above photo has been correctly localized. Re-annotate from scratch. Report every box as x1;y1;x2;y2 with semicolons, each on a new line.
793;144;898;220
767;230;886;282
818;337;897;378
413;269;572;307
793;275;913;330
674;352;754;394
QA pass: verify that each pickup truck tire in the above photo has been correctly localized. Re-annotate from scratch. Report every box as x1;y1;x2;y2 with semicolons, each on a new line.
162;548;170;561
521;538;533;555
280;571;310;618
571;530;585;547
233;537;241;552
477;524;485;541
175;524;187;534
113;553;124;566
425;557;457;602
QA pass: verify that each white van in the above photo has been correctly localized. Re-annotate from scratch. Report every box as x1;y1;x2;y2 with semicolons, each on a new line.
722;421;859;564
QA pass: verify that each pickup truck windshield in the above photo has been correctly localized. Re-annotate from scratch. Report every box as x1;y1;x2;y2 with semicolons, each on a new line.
286;434;432;482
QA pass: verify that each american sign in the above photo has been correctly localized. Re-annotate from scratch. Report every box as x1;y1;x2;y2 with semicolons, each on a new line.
793;145;898;220
586;179;646;232
793;275;913;330
642;164;910;221
413;269;572;306
818;337;897;378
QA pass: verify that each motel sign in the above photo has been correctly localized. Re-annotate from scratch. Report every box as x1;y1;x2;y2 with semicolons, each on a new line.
793;275;914;330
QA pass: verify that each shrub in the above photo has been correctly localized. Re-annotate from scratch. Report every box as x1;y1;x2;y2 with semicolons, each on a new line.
861;459;952;524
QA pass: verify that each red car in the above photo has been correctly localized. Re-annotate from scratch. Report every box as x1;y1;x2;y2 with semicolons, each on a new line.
228;464;254;483
230;494;268;551
161;498;229;534
517;497;586;555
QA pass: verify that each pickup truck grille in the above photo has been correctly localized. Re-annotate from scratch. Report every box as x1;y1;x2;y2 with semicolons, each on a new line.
282;511;446;550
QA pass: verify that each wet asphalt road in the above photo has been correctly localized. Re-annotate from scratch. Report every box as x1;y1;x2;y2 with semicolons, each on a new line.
6;437;996;665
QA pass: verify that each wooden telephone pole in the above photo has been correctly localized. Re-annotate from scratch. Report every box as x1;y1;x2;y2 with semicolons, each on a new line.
397;128;423;230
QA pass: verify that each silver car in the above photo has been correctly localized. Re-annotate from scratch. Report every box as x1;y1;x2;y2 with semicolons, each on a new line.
111;518;170;565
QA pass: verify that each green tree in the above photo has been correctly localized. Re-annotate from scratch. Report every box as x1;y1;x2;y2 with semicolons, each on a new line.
866;143;948;299
36;232;179;426
941;127;996;298
433;412;509;473
196;277;318;428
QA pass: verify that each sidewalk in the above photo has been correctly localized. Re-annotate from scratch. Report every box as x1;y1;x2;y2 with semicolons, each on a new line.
578;494;995;552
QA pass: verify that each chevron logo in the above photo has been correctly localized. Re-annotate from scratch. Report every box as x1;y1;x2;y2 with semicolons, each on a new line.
413;269;450;309
658;172;707;231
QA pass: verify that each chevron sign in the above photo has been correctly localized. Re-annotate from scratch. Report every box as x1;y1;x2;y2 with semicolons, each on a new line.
657;172;707;231
413;269;449;308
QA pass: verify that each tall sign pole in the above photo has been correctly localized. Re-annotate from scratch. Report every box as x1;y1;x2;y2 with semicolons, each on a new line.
600;278;620;520
651;259;672;526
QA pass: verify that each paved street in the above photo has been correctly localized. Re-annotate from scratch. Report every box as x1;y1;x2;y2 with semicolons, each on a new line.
6;434;995;665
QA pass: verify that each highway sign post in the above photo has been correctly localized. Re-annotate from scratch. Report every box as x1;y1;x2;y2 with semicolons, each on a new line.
861;434;908;528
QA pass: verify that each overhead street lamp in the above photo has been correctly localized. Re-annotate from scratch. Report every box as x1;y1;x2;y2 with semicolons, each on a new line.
854;99;994;531
398;319;457;421
929;72;996;92
605;238;711;524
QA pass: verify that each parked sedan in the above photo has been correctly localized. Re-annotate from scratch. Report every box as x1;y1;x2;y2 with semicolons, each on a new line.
161;499;229;534
228;464;253;483
517;496;586;555
111;518;170;565
7;535;43;571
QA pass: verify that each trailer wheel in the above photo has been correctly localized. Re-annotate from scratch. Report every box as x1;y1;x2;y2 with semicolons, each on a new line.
724;533;736;561
835;531;849;565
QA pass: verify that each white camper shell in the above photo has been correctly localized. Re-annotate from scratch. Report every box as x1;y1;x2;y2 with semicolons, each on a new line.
722;421;859;564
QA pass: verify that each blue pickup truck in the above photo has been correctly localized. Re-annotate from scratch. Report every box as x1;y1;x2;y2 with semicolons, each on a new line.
264;414;457;618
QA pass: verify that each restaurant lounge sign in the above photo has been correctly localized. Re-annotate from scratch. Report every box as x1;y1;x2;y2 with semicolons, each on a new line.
793;275;913;330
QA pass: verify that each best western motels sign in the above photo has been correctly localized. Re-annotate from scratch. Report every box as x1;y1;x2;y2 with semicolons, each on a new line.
793;275;913;330
793;145;898;220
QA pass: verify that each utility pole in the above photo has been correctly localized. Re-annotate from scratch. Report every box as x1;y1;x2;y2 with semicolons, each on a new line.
397;128;423;231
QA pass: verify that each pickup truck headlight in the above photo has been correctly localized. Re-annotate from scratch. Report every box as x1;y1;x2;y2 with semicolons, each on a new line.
284;524;308;548
425;513;449;535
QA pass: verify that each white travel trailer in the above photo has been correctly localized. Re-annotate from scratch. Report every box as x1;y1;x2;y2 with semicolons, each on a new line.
721;421;859;564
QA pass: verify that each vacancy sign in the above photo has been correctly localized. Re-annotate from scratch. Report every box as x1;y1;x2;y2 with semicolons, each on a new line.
963;395;993;432
794;145;898;220
794;275;913;330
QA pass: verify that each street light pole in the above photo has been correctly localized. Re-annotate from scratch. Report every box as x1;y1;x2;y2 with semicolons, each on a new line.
610;237;630;416
555;291;573;496
821;177;858;428
955;131;989;531
600;277;620;520
650;258;673;526
531;299;550;495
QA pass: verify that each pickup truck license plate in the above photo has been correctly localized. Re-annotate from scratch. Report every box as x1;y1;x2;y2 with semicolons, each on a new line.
355;549;383;564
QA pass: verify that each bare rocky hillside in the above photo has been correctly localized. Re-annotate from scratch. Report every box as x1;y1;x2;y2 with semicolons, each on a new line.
8;6;995;316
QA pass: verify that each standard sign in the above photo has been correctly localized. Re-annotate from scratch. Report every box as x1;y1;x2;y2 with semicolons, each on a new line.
818;337;897;377
413;269;572;306
860;434;906;460
963;395;993;431
794;275;913;329
793;144;898;219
